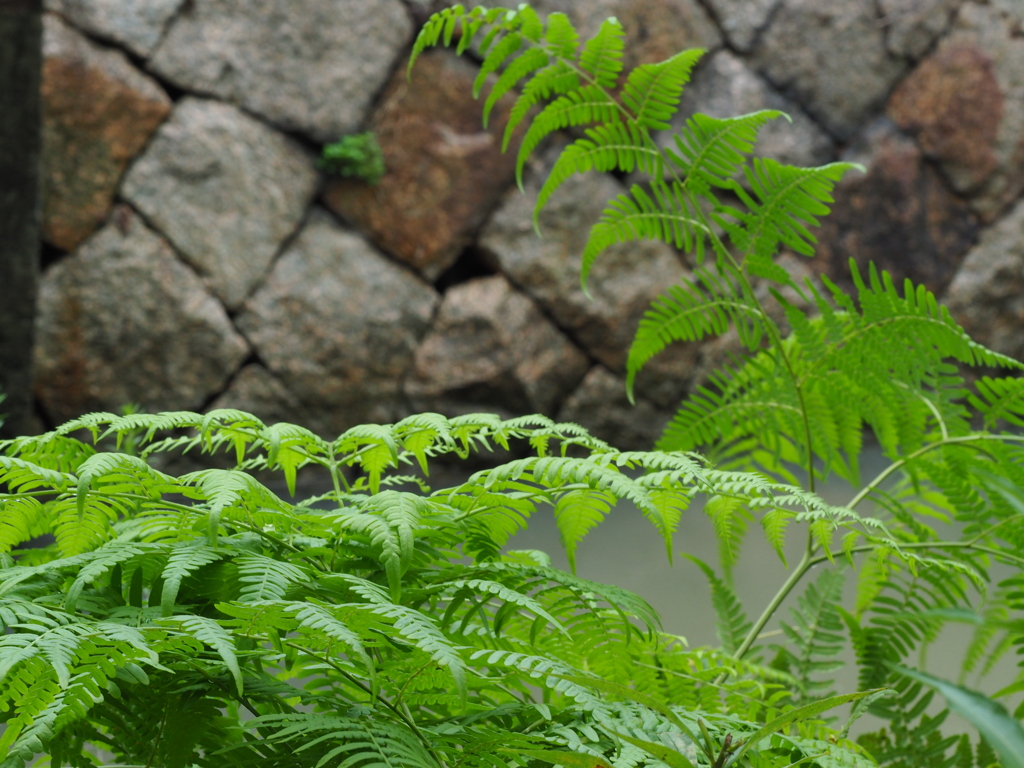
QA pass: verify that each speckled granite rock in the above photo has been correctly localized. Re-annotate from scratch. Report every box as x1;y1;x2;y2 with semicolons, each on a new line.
406;275;589;417
751;0;907;140
944;197;1024;363
878;0;963;60
44;0;185;57
236;210;439;435
887;2;1024;221
208;364;312;427
322;51;521;281
812;119;978;295
149;0;413;142
41;14;170;251
34;210;249;424
702;0;778;51
121;97;318;310
557;366;670;450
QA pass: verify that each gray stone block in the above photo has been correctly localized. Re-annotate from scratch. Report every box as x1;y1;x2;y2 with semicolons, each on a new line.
149;0;413;142
406;275;590;417
45;0;185;57
236;210;439;436
751;0;907;140
121;97;318;310
34;209;249;424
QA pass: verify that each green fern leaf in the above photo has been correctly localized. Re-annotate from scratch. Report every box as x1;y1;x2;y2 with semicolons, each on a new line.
581;180;711;288
503;61;580;151
517;85;621;186
553;488;616;574
578;17;625;88
537;121;661;217
669;110;785;188
160;540;223;616
624;266;763;398
621;49;704;130
163;614;243;696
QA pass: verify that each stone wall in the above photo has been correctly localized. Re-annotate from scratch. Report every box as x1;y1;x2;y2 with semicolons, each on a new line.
34;0;1024;447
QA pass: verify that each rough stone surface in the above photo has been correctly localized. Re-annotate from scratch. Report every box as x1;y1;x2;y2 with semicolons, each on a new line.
879;0;963;59
479;165;699;407
236;210;439;436
208;364;312;426
149;0;411;142
322;51;521;282
702;0;778;51
751;0;908;140
34;210;249;425
121;98;319;310
557;367;669;451
887;3;1024;221
662;50;834;171
474;0;721;67
41;14;170;252
944;198;1024;363
44;0;184;57
406;276;590;417
811;119;978;295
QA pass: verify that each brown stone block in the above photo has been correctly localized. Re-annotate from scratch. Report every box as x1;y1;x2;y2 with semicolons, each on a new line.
888;45;1002;194
406;275;590;418
323;50;523;282
41;14;170;251
887;2;1024;221
811;120;978;296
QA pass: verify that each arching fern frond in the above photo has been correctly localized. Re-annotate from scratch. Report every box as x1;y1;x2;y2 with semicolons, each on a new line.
621;49;704;130
624;265;766;398
581;180;711;286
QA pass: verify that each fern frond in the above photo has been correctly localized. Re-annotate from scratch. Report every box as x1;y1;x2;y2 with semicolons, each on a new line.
668;110;785;189
503;60;580;151
622;49;704;130
578;17;624;88
581;180;711;287
969;376;1024;430
335;491;428;601
553;488;615;574
774;569;846;703
729;160;860;270
162;614;243;695
235;553;308;602
517;85;621;186
624;266;765;398
536;122;662;217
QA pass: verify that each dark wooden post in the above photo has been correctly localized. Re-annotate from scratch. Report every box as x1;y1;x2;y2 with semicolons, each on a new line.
0;0;43;437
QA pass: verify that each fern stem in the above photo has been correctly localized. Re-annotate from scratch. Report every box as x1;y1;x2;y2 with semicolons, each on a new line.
504;29;819;491
732;433;1024;664
287;641;450;768
846;434;1024;511
808;540;1024;571
732;537;816;663
328;455;345;498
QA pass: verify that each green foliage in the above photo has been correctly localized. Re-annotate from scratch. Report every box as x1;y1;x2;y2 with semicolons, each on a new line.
0;412;876;768
412;4;1024;768
319;131;386;185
